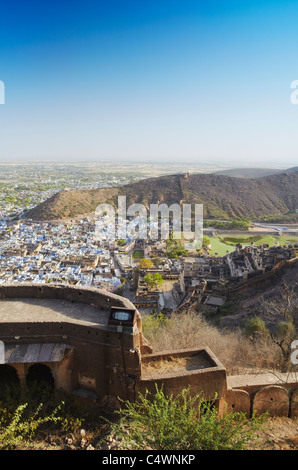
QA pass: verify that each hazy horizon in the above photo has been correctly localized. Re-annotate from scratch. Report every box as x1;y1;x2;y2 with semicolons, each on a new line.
1;1;298;167
0;158;295;172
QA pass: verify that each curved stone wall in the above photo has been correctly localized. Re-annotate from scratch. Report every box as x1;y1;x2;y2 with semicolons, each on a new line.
225;376;298;418
0;283;146;403
0;282;143;334
0;282;135;311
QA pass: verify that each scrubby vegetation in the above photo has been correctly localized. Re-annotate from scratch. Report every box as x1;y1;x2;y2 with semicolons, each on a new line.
0;381;268;451
108;386;266;450
142;311;286;375
0;382;113;450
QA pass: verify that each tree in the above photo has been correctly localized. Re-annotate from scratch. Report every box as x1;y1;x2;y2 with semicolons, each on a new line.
166;239;188;258
144;273;163;291
138;259;154;270
245;283;298;370
114;285;124;296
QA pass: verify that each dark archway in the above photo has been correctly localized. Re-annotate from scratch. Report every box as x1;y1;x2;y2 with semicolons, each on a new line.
0;364;21;399
26;364;55;401
26;364;54;387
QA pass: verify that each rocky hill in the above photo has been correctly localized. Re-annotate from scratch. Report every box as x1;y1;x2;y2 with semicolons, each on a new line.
213;166;298;178
25;170;298;221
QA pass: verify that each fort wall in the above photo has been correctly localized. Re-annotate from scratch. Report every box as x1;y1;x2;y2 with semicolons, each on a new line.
214;257;298;296
0;282;138;315
0;283;144;403
0;283;297;417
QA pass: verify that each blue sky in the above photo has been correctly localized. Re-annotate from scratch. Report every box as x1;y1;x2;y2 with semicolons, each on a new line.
0;0;298;166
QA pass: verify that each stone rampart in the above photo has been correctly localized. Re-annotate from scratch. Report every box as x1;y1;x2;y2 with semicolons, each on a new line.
214;257;298;296
0;283;297;418
225;373;298;418
0;282;137;314
0;283;145;403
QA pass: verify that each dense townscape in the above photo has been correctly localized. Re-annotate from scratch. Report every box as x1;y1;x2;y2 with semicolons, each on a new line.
0;163;144;219
0;210;297;319
0;163;297;318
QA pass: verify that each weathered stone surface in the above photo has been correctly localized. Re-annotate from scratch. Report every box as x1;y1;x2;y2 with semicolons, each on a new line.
253;385;289;417
224;388;251;416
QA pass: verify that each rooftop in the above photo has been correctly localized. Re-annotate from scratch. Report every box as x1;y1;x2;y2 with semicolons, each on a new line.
0;297;109;328
141;348;225;380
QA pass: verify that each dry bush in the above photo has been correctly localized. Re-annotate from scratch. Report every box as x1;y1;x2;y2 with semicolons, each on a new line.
143;311;282;375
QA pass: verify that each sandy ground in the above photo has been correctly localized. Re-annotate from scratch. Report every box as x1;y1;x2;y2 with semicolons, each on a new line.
249;226;277;232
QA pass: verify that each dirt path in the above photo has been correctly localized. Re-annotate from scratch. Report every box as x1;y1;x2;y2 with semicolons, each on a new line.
248;417;298;450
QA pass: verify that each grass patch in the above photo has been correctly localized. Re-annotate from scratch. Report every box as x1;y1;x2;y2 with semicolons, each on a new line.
209;237;236;256
208;234;298;256
132;250;144;259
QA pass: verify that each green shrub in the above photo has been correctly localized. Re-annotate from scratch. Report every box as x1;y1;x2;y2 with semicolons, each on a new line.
142;312;169;336
0;402;64;450
0;382;86;449
110;386;265;450
245;316;268;338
